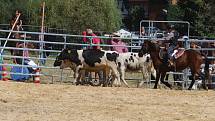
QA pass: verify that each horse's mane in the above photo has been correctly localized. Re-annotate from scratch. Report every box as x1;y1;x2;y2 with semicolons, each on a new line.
149;40;160;51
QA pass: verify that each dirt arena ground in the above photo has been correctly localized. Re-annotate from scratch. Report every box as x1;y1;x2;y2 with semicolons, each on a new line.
0;81;215;121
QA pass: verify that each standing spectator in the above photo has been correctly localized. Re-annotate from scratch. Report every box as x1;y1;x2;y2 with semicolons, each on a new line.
10;10;23;31
10;10;25;55
140;26;145;37
82;28;101;50
111;32;128;53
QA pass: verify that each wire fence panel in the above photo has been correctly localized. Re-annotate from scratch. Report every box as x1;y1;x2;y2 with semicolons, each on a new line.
0;27;214;88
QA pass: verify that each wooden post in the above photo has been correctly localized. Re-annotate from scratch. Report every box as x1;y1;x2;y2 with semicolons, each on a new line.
38;1;45;65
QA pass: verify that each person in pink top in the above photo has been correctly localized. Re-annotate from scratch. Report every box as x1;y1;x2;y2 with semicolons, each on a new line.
82;29;101;49
15;43;30;57
111;32;128;53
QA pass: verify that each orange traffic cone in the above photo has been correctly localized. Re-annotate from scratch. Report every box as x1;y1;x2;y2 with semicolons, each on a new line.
34;68;40;83
2;65;8;81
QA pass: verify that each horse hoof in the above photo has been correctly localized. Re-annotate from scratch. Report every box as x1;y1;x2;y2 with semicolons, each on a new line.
203;86;208;91
74;81;80;85
188;88;192;90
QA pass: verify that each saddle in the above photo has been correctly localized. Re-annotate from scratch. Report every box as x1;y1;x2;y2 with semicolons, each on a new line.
159;47;185;59
174;48;185;59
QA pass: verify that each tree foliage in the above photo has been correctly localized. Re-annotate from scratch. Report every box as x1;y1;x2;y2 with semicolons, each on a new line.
1;0;214;36
0;0;122;33
167;0;215;37
202;0;215;37
0;0;13;24
129;5;145;31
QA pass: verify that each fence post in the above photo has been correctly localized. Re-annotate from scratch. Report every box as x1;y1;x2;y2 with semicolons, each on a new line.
183;36;189;89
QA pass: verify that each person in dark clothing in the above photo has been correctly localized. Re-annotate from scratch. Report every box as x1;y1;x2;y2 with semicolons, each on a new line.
10;10;23;31
163;25;180;68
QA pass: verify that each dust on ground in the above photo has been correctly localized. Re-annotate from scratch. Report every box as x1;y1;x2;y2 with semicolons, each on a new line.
0;81;214;121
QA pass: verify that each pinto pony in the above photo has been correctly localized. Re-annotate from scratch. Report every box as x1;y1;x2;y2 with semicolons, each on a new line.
139;40;209;90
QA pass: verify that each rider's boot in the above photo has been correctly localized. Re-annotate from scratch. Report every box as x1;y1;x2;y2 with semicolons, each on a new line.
162;54;169;67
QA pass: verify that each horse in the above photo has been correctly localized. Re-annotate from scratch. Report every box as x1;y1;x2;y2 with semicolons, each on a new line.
190;41;215;88
139;40;210;90
156;39;184;86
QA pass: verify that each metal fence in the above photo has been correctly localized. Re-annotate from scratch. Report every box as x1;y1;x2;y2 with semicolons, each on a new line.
0;29;145;84
0;27;214;88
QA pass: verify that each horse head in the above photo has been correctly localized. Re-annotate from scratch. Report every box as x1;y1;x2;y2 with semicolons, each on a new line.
53;54;62;67
139;40;149;56
139;40;159;55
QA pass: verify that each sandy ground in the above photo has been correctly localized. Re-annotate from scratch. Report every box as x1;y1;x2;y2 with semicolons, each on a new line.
0;81;215;121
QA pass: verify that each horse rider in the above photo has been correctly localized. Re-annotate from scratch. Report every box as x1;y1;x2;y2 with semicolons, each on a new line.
164;25;180;68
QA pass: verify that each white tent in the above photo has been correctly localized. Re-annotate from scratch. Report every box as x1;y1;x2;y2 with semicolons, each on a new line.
116;29;132;38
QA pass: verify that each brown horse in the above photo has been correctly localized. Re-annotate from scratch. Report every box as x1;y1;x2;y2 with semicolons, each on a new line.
139;40;209;90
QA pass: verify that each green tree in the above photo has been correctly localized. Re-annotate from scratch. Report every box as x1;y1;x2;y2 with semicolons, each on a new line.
44;0;122;33
0;0;13;24
201;0;215;37
167;0;215;37
0;0;122;33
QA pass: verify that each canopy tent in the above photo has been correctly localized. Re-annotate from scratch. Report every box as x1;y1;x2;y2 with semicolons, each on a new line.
116;29;132;38
104;29;132;38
